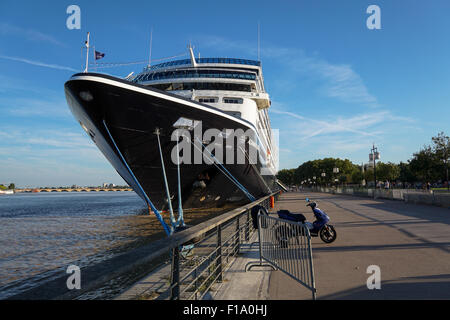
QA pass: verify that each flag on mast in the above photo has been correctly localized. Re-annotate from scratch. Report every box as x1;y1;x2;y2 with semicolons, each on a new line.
95;50;105;60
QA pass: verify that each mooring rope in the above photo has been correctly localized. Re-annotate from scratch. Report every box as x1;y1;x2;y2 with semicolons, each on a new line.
192;136;256;202
102;120;171;236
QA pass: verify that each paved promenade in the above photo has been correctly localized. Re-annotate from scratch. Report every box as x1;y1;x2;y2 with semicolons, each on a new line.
117;191;449;300
268;192;450;299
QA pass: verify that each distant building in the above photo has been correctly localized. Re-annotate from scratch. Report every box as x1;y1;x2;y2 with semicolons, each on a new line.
102;183;116;188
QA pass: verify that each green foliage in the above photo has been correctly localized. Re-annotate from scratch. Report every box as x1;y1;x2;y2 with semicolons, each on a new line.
376;162;400;181
351;170;364;184
289;157;361;186
277;169;295;185
8;183;15;190
432;132;450;160
0;185;6;190
405;132;449;183
398;161;415;183
278;132;448;185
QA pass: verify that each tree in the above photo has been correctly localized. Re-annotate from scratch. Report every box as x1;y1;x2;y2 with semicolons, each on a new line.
398;162;415;185
277;169;295;185
431;132;449;188
8;183;15;190
338;174;347;184
292;157;357;186
364;167;375;185
275;132;449;190
409;146;441;183
376;162;400;182
351;170;364;185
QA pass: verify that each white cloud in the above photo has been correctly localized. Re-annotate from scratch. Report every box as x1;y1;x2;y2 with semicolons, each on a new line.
270;107;383;139
311;61;377;106
0;127;122;187
270;104;416;168
197;35;377;106
197;35;421;167
0;23;66;47
0;129;95;150
0;55;78;72
2;97;71;118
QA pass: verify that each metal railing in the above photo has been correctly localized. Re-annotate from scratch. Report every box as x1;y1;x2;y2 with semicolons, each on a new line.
247;214;317;300
12;192;280;300
167;193;279;300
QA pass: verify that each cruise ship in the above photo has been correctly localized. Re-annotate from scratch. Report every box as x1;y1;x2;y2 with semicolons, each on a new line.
64;46;280;230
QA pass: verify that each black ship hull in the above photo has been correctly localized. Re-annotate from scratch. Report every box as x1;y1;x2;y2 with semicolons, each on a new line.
64;73;277;211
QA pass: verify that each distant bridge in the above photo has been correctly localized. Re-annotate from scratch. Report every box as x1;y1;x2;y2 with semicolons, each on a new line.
17;188;133;193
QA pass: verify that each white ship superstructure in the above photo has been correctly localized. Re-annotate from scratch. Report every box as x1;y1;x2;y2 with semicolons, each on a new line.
131;47;276;172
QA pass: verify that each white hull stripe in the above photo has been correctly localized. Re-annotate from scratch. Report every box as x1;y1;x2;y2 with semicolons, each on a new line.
68;74;276;175
69;74;256;131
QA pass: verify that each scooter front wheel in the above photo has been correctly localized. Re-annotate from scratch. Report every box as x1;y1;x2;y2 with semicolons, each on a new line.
320;224;337;243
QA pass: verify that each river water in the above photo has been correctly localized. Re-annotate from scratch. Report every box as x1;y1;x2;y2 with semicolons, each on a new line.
0;191;155;299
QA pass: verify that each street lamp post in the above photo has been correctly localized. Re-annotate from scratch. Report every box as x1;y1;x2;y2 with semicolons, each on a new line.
369;144;380;188
444;157;449;191
333;167;339;186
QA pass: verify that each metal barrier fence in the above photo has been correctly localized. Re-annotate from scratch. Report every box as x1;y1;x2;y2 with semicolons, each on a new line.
247;214;316;300
168;193;278;300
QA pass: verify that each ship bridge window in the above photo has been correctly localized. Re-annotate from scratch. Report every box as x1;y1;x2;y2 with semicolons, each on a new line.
135;70;256;82
223;98;243;104
147;82;251;92
198;97;218;103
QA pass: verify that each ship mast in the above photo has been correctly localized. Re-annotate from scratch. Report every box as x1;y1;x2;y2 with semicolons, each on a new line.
84;32;90;73
189;44;197;68
148;28;153;67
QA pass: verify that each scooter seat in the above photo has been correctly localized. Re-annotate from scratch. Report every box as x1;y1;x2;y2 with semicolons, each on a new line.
277;210;306;223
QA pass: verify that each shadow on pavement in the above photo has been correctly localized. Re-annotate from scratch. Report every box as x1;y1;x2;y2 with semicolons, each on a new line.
319;274;450;300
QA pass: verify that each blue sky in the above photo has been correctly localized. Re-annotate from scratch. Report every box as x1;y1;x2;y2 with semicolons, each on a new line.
0;1;449;187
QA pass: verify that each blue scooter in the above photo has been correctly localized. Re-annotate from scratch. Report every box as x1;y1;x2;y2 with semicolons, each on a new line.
276;198;337;244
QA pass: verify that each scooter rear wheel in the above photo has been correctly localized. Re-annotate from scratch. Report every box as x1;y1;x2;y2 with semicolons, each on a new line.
320;225;336;243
